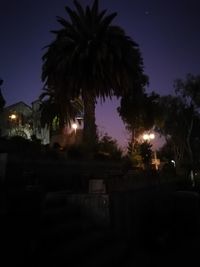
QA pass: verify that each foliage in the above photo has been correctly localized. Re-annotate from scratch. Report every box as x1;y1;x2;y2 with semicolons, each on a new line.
158;114;200;166
156;74;200;169
190;115;200;164
39;90;83;133
157;140;174;162
126;141;143;167
174;74;200;166
31;134;41;145
67;144;85;159
0;79;6;137
175;73;200;107
156;95;191;166
139;141;152;165
96;133;123;161
41;0;147;154
0;79;6;112
5;136;42;158
118;91;159;153
126;140;153;169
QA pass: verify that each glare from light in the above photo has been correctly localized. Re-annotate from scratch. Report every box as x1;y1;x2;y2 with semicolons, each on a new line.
72;123;78;133
143;134;149;140
171;160;176;167
143;133;155;141
149;133;155;139
72;123;78;130
9;114;17;120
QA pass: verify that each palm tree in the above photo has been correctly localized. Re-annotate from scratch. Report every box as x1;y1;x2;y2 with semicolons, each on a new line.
40;88;83;137
42;0;147;155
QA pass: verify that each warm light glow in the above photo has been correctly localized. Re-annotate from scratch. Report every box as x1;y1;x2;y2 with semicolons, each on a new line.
143;134;149;140
149;133;155;139
9;114;17;120
143;133;155;141
72;123;78;130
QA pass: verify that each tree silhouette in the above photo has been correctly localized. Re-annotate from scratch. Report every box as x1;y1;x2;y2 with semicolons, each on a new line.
118;91;159;152
42;0;147;156
0;79;5;112
139;141;152;168
0;79;6;137
157;74;200;169
40;89;83;136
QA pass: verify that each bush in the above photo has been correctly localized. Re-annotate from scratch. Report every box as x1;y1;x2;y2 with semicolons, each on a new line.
6;136;42;158
96;133;123;161
67;144;85;159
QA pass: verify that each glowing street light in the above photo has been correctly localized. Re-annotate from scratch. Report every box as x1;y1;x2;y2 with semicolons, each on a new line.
143;134;149;140
143;133;155;141
72;123;78;134
142;132;160;170
149;133;155;140
9;114;17;120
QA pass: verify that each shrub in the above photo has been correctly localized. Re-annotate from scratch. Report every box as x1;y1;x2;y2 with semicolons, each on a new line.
96;133;123;161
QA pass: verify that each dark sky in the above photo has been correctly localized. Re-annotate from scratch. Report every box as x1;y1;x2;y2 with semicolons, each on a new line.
1;0;200;149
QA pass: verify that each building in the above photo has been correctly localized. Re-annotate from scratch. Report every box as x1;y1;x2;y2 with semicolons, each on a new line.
0;100;83;146
0;101;33;138
32;100;50;144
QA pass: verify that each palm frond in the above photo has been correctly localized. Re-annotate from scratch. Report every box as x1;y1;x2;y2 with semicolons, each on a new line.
97;9;107;22
92;0;98;16
73;0;85;18
41;0;147;138
100;12;117;30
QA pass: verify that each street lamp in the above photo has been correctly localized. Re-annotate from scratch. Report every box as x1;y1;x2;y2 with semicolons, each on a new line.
142;132;159;170
9;114;17;120
72;123;78;134
143;133;155;141
149;133;155;140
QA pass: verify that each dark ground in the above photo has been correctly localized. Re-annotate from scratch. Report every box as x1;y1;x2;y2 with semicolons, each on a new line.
1;156;200;266
1;186;200;267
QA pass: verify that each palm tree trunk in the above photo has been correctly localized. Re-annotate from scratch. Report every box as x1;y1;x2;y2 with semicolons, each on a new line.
82;90;97;156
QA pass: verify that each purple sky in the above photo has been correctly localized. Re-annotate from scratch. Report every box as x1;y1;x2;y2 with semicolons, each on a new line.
1;0;200;149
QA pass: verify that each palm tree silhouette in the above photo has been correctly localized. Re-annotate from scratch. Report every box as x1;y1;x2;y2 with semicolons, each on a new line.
42;0;147;155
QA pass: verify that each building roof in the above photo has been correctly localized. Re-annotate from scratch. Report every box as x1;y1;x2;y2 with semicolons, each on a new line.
4;101;32;111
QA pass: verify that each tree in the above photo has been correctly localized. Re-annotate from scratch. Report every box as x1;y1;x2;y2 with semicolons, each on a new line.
156;77;200;171
96;133;122;160
118;91;159;152
0;79;6;137
174;74;200;167
190;114;200;165
0;79;6;112
156;95;191;168
42;0;147;156
40;88;83;136
126;140;143;167
139;141;152;169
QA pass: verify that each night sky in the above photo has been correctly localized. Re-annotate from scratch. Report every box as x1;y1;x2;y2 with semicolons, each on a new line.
1;0;200;149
